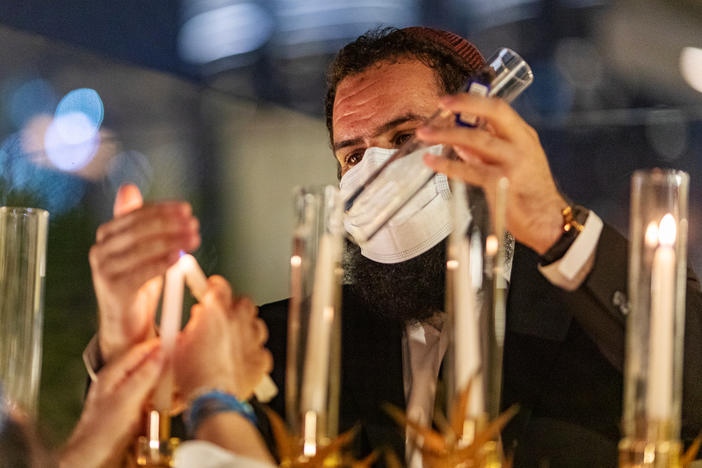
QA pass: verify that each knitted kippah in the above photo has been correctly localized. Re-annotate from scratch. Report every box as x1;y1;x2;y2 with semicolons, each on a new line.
402;26;486;72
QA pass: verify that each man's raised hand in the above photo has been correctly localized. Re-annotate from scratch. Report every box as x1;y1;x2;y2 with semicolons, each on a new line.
90;183;201;363
418;93;567;255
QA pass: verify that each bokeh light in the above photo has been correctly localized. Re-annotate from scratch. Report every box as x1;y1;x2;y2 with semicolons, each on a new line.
54;88;104;142
680;46;702;94
0;133;86;215
178;2;274;64
7;78;57;129
44;88;104;172
44;116;100;171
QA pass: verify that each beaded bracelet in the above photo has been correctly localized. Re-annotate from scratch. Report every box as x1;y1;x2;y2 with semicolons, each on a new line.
184;390;257;437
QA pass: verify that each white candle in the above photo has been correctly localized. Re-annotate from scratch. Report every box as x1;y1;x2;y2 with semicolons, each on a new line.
300;233;338;414
452;232;485;418
179;253;208;301
647;213;676;421
153;262;184;411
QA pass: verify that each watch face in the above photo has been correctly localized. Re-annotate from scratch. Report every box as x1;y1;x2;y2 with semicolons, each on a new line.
541;205;588;264
571;205;588;232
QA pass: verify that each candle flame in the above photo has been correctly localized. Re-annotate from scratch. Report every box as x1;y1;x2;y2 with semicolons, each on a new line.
290;255;302;267
645;222;659;248
323;306;334;321
485;234;499;257
303;411;318;457
658;213;677;247
148;410;160;449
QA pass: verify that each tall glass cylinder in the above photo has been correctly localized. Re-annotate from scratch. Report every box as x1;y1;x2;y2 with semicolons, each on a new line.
444;180;507;461
0;207;49;417
620;169;689;468
286;186;344;459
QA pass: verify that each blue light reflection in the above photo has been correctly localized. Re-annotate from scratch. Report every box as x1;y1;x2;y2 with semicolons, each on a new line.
45;88;104;172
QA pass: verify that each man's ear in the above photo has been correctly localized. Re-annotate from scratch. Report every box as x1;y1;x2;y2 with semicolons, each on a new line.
113;183;143;217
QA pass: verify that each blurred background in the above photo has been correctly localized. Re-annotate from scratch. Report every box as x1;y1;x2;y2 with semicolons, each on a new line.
0;0;700;446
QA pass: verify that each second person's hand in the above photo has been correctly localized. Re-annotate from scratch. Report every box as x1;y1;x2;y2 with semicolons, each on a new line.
175;276;273;402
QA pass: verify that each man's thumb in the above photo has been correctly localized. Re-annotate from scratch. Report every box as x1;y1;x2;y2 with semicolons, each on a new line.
113;183;143;217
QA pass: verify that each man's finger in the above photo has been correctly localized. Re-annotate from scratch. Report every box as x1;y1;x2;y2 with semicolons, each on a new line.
112;343;166;413
202;290;231;318
181;304;205;334
438;94;525;141
99;338;162;392
231;296;257;322
116;251;181;292
206;276;234;308
423;153;497;188
98;221;199;267
246;348;274;376
251;317;269;345
96;202;192;244
416;125;514;165
114;183;144;217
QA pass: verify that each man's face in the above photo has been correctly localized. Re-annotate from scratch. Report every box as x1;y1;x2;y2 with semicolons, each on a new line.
332;59;443;176
332;59;447;324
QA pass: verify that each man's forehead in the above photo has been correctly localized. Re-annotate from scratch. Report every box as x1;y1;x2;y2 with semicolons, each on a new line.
331;60;441;144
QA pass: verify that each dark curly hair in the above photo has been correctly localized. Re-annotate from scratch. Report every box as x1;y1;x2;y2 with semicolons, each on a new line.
324;27;484;176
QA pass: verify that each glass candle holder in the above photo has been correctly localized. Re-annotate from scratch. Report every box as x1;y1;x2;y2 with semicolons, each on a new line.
285;185;344;460
0;207;49;418
620;169;689;468
442;180;508;465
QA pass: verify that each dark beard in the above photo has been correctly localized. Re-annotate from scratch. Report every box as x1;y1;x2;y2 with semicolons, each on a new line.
343;239;446;324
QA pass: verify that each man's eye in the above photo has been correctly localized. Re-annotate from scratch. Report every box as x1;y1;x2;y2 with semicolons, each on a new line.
393;132;413;147
345;150;364;166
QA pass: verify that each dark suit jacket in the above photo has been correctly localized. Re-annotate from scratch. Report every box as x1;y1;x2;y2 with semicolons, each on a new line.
258;224;702;468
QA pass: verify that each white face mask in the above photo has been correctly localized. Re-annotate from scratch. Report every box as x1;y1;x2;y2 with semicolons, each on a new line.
339;145;468;264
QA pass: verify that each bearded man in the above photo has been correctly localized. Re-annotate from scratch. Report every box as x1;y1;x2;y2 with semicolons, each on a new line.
257;27;702;467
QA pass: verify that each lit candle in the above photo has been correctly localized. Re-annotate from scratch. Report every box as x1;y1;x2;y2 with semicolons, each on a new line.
452;231;485;418
300;233;338;414
152;262;184;412
647;213;676;421
286;252;303;422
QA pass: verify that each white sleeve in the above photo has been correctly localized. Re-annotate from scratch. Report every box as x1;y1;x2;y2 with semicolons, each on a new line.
538;211;604;291
82;335;102;382
175;440;277;468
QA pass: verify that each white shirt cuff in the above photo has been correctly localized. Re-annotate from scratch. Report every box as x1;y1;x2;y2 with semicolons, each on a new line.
538;211;604;291
82;335;102;383
175;440;277;468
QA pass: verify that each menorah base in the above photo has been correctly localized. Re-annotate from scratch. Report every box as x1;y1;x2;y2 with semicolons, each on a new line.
619;438;681;468
135;409;180;467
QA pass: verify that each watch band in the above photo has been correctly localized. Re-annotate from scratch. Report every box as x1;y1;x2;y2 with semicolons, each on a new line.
540;204;589;265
